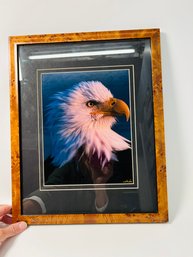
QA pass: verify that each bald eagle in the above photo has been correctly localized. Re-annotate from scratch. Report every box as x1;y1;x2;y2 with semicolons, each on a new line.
45;81;131;183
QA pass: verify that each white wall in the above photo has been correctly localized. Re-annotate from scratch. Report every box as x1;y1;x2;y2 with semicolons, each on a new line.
0;0;193;256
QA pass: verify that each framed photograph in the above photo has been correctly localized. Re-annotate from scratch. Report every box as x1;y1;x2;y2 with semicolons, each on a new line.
10;29;168;224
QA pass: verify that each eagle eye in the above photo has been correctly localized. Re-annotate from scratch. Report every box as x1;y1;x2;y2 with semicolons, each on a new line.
86;100;98;108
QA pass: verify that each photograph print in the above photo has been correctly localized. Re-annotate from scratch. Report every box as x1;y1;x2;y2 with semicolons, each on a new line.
40;68;137;191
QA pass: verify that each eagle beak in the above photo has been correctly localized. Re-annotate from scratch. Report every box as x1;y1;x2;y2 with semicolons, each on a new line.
96;98;130;121
111;98;130;121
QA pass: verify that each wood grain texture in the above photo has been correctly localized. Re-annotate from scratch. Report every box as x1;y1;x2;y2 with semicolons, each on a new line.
151;30;168;222
10;28;168;224
9;28;160;44
10;39;22;223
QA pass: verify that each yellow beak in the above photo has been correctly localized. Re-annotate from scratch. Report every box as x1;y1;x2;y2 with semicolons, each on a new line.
92;97;130;121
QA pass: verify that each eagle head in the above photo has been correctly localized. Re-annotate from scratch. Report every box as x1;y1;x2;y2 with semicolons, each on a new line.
46;81;131;168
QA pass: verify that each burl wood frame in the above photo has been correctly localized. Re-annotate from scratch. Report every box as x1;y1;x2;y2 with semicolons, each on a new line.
10;29;168;224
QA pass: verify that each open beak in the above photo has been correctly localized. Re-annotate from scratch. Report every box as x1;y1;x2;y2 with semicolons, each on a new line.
93;97;130;121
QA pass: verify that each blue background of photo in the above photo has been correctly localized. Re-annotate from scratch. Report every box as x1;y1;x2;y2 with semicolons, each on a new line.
42;69;131;160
